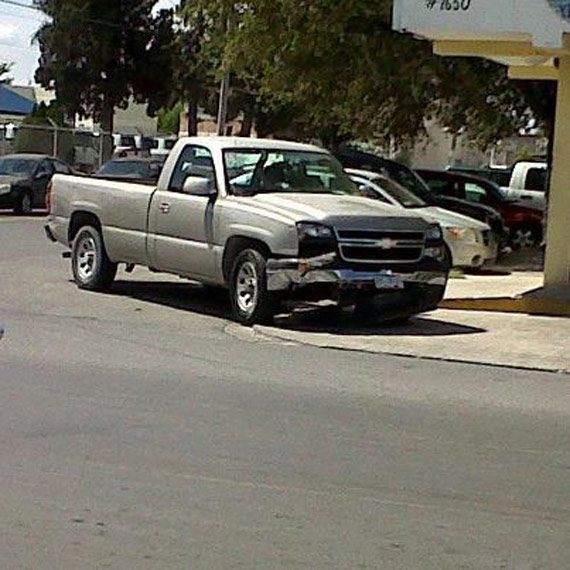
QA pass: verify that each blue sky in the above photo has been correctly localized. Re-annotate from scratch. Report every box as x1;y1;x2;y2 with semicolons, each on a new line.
0;0;178;85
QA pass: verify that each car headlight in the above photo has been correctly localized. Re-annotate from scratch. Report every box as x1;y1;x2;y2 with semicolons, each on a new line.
425;246;447;262
0;184;11;196
297;222;334;240
425;224;443;241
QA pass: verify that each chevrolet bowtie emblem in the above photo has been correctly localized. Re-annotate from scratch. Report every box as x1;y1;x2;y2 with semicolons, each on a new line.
375;238;397;249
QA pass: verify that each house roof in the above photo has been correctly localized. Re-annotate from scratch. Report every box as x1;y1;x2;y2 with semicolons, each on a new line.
0;84;36;116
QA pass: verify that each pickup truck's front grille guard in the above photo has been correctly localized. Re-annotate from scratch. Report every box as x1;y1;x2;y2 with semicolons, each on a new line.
334;228;426;264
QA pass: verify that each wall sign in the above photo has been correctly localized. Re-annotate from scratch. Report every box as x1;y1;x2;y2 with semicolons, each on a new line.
394;0;570;48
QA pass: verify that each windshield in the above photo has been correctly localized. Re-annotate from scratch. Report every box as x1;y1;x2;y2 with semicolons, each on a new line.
0;158;37;177
378;162;434;203
98;161;155;179
372;176;426;208
225;149;360;196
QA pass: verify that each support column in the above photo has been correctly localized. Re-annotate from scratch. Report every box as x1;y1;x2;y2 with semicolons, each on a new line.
544;54;570;288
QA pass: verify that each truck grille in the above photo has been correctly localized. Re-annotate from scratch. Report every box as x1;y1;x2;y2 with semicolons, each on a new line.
336;229;425;264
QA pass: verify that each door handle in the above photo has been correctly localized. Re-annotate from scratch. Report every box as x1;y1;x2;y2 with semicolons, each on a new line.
159;202;171;214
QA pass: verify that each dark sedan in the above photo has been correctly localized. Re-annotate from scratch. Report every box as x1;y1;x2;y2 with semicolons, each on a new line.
334;148;508;245
418;169;544;249
95;158;163;183
0;154;72;214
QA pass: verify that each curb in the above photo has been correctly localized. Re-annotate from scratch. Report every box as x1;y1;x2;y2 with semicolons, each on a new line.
440;296;570;317
249;325;569;376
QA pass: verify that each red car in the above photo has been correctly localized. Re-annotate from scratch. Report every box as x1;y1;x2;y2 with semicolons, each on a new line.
418;170;544;249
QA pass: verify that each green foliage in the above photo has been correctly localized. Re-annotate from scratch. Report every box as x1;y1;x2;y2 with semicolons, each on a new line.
158;104;182;134
192;0;555;148
33;0;176;132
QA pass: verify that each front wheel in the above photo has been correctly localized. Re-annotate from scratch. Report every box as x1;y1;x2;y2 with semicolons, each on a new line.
71;226;117;291
229;249;278;326
14;192;33;215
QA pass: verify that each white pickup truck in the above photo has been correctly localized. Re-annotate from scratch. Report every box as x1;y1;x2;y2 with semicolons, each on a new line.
45;137;449;325
501;161;547;212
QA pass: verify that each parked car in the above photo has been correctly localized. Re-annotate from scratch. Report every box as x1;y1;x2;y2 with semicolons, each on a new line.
0;154;73;214
447;165;512;188
150;136;178;160
500;160;547;211
45;137;450;325
334;148;507;246
418;169;544;249
348;169;497;269
95;158;164;182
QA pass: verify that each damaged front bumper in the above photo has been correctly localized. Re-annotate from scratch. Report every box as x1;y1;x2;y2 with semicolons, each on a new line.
267;253;448;292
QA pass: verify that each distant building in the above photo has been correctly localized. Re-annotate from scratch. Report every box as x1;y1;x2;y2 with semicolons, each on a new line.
0;84;36;125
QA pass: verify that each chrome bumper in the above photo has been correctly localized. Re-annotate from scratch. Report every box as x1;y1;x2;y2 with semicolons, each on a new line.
267;254;447;292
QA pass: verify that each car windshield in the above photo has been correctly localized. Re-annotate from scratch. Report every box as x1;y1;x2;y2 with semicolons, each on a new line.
372;176;427;208
0;158;37;176
98;161;152;179
225;149;360;196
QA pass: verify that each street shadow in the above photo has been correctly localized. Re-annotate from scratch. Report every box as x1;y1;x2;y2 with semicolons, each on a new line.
0;210;47;218
105;279;485;338
273;306;485;337
105;280;232;319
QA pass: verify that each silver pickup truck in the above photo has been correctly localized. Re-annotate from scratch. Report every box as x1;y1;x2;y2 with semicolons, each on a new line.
45;137;449;325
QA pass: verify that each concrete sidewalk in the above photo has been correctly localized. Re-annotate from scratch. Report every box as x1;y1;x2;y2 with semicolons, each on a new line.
248;307;570;373
235;269;570;374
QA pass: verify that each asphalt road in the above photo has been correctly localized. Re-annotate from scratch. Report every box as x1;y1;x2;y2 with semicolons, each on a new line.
2;215;570;569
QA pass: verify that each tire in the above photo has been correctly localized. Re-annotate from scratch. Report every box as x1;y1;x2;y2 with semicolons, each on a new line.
71;226;117;291
14;192;33;215
509;226;539;250
229;248;278;326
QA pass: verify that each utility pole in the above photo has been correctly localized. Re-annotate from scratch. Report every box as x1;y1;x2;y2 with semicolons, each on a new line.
216;12;232;136
216;70;230;136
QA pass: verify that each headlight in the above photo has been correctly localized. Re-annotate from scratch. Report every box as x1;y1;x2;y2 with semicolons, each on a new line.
425;224;442;241
425;246;446;262
297;222;334;240
0;184;11;196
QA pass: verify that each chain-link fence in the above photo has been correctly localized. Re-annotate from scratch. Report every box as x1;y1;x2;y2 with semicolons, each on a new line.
0;124;113;174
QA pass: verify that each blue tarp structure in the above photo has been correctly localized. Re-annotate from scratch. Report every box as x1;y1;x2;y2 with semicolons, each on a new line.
0;85;35;116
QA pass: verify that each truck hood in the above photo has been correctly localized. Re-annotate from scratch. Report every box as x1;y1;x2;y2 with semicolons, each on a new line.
414;206;490;231
250;192;421;222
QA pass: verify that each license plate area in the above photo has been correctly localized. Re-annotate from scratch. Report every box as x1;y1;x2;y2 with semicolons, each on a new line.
374;274;404;290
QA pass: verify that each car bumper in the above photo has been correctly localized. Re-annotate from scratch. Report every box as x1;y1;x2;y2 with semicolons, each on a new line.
267;254;448;292
447;240;498;269
45;217;69;246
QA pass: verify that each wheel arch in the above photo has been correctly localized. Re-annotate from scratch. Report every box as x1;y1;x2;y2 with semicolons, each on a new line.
68;210;102;245
222;236;272;284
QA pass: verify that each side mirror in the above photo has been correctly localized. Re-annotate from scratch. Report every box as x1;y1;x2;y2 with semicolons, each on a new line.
182;176;216;197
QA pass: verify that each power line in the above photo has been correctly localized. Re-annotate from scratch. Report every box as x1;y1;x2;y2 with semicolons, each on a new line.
0;0;138;30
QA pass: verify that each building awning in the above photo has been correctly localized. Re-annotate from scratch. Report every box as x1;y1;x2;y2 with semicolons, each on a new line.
0;85;35;116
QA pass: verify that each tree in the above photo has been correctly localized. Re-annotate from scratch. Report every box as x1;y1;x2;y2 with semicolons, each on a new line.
1;62;12;84
200;0;555;149
34;1;176;156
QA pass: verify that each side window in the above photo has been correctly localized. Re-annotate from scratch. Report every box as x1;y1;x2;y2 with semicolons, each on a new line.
425;178;456;197
526;168;546;192
464;182;487;203
169;145;216;192
53;160;71;174
36;160;53;178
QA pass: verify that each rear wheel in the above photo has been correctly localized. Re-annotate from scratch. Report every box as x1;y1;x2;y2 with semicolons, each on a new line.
229;248;278;326
510;226;540;250
71;226;117;291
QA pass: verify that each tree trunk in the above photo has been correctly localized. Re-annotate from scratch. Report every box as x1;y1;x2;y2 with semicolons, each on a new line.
100;98;115;163
188;101;198;136
238;113;253;137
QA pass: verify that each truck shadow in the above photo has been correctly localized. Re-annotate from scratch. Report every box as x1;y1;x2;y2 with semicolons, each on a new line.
107;280;485;338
